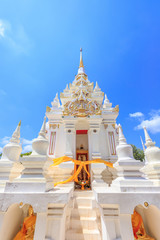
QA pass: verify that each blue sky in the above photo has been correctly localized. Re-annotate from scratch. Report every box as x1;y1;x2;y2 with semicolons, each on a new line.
0;0;160;152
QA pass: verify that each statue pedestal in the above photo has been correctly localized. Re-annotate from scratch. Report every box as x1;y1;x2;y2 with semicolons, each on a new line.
111;159;158;192
44;159;74;191
92;163;110;189
15;155;47;182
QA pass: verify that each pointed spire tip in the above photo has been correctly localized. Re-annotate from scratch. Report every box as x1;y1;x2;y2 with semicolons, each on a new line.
79;48;84;68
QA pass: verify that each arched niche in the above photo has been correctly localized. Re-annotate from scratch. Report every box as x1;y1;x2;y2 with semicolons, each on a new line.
0;203;37;240
132;203;160;240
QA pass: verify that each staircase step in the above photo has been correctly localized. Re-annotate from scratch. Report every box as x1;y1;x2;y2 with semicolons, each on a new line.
74;191;94;198
66;229;101;240
74;198;92;208
71;208;97;218
70;218;99;230
65;191;102;240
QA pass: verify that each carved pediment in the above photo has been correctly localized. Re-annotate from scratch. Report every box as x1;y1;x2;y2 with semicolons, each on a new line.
63;98;101;117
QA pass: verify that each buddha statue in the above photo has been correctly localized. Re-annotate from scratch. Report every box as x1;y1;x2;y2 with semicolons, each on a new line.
80;144;84;150
13;205;36;240
131;210;155;240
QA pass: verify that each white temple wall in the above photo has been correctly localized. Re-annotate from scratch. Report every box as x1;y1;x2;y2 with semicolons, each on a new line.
45;203;67;240
0;203;23;240
0;212;4;233
34;212;47;240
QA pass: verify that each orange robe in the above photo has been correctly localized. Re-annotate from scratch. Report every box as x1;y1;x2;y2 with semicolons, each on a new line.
131;210;155;240
13;215;36;240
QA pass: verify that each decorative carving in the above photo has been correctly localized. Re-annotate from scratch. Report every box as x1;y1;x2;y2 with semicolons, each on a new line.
46;106;51;112
49;124;57;129
63;95;101;117
104;124;108;129
112;105;119;113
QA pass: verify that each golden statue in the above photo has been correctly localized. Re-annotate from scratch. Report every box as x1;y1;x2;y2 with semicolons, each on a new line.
13;205;36;240
131;210;155;240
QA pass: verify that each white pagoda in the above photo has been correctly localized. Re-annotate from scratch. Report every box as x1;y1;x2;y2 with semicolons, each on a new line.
0;49;160;240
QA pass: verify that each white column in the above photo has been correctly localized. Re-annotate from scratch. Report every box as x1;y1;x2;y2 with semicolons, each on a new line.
105;124;117;162
100;205;121;240
64;121;76;158
45;204;66;240
48;124;58;158
34;213;47;240
88;119;102;159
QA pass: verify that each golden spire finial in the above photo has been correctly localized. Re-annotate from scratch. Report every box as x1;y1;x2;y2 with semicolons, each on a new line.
18;120;21;126
79;48;84;68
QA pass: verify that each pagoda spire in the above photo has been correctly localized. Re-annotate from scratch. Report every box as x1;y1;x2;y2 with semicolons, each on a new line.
78;48;85;74
143;127;155;147
79;48;84;68
118;124;127;145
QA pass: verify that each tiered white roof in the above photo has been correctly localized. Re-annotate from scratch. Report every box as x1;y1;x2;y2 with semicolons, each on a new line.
46;49;119;119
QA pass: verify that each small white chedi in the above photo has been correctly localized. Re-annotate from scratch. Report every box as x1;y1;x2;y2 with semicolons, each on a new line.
32;117;48;156
1;121;22;162
0;49;160;240
141;127;160;182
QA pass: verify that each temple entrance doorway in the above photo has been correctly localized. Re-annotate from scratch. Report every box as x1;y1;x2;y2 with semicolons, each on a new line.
75;130;91;190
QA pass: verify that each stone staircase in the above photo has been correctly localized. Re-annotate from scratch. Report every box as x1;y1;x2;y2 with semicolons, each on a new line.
65;191;102;240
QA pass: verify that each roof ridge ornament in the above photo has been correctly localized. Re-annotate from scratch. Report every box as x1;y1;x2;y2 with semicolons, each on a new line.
94;81;101;92
51;93;60;109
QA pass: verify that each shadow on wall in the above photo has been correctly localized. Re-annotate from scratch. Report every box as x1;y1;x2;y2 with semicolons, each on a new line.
0;203;36;240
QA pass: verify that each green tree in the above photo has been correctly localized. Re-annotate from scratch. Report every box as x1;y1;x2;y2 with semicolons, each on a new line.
20;152;32;157
131;144;144;162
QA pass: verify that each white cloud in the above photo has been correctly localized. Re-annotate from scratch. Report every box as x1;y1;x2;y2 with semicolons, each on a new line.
0;19;32;55
22;144;32;153
0;147;2;153
129;112;144;118
0;21;5;38
0;136;10;145
130;109;160;134
0;136;33;154
21;138;33;153
21;138;33;145
136;110;160;134
0;19;10;38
